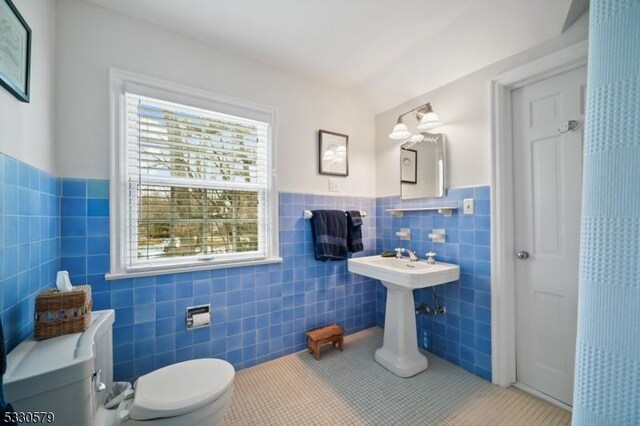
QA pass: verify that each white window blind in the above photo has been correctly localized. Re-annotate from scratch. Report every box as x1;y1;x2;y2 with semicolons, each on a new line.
124;92;271;270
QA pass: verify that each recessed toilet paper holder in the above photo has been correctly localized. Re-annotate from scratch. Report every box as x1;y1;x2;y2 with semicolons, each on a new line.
186;304;211;330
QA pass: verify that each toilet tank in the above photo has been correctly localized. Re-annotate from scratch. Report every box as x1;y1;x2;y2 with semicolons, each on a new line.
4;310;115;426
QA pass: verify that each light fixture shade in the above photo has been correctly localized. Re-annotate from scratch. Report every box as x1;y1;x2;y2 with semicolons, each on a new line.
417;111;442;130
389;122;412;140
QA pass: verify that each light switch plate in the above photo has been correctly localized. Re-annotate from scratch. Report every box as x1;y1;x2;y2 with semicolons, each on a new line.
329;179;341;192
463;198;474;215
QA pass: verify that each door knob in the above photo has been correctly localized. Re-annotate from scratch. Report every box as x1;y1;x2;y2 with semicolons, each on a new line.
516;251;530;260
557;120;580;134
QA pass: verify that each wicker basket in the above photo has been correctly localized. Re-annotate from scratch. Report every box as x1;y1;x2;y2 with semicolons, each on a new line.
34;285;93;340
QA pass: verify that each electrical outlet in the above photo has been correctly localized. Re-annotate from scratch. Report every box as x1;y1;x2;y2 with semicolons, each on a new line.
463;198;474;215
329;179;341;192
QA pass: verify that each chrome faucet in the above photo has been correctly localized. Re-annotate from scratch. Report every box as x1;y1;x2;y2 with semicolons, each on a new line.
406;249;419;262
395;248;419;261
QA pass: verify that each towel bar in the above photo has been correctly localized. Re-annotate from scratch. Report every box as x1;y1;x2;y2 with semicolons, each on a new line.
303;210;367;220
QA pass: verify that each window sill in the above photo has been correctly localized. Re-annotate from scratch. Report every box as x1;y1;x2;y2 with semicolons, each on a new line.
105;257;284;281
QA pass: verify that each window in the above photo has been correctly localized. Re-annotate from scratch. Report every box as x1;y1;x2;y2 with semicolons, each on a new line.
109;70;279;278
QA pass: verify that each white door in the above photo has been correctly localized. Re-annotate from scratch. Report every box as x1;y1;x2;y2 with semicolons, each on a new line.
512;66;586;405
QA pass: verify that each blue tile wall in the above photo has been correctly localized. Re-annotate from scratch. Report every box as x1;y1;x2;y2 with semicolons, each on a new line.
60;179;378;382
2;167;491;384
0;154;60;351
375;186;491;380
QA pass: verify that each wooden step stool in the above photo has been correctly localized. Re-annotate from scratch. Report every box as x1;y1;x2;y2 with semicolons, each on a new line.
306;323;345;360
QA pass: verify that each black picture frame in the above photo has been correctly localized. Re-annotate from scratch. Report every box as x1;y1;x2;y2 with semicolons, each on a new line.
318;130;349;177
0;0;31;102
401;148;417;184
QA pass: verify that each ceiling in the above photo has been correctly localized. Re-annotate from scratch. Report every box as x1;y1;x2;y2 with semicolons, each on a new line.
83;0;572;113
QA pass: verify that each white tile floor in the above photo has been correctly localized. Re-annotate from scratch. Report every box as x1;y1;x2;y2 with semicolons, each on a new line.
221;327;571;425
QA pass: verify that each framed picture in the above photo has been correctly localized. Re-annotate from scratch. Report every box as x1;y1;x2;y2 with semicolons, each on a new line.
318;130;349;176
0;0;31;102
401;148;417;184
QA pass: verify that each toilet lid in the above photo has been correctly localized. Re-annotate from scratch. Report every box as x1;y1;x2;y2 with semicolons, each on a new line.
128;359;234;420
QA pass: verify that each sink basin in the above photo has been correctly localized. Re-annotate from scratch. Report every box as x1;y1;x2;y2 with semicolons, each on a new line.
348;256;459;289
348;255;460;377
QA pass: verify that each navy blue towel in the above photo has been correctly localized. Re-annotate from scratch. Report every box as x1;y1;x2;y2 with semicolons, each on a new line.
346;211;364;253
0;321;16;425
310;210;348;261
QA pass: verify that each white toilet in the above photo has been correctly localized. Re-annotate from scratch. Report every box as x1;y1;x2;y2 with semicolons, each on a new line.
4;310;234;426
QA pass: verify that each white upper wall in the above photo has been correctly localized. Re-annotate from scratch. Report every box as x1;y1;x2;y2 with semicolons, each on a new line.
375;14;589;196
55;0;376;196
82;0;573;114
356;1;573;112
0;0;56;174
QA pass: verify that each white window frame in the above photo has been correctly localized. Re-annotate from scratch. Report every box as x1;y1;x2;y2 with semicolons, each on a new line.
107;68;280;279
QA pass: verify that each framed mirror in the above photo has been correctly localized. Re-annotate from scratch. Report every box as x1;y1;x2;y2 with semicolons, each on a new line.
400;132;446;199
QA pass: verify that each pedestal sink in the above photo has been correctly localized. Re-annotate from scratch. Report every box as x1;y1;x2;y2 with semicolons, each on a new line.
348;255;460;377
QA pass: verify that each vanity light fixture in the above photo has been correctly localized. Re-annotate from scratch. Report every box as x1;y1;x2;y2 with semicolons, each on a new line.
388;103;443;140
388;117;412;140
417;103;442;130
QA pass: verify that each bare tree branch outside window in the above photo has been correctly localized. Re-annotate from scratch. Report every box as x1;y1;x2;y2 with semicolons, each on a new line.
129;96;264;262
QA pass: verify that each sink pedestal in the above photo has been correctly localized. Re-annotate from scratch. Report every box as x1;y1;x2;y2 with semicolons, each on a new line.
375;281;428;377
347;255;459;378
